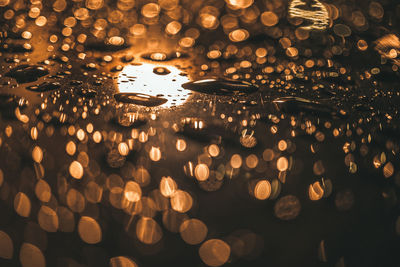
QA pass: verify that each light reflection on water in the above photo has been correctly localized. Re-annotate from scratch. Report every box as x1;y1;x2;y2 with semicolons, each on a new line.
288;0;329;30
117;63;191;108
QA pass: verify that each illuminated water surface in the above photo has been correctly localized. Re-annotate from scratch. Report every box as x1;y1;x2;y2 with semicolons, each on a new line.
117;63;191;108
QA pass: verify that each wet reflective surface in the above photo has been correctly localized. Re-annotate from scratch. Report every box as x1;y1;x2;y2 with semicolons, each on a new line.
0;0;400;267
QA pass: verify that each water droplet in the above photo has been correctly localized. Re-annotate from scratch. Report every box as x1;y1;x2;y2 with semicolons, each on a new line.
5;64;49;83
121;54;134;63
114;92;168;107
26;81;61;92
1;43;33;53
273;96;347;118
153;66;171;75
182;78;258;96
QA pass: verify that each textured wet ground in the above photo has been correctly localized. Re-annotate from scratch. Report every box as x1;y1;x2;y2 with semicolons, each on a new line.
0;0;400;267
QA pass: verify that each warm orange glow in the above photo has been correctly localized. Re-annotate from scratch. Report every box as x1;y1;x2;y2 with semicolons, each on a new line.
38;205;59;232
171;190;193;213
226;0;253;9
0;231;13;259
110;256;138;267
85;181;103;203
383;162;394;178
179;219;208;245
149;146;162;161
176;139;187;152
208;144;220;157
134;167;151;186
289;0;329;30
32;146;43;163
14;192;31;217
19;243;45;267
66;140;76;155
277;157;289;171
195;163;210;181
278;140;287;151
69;160;84;179
199;239;231;267
308;181;324;201
254;180;271;200
230;154;242;168
245;154;258;169
263;148;275;161
67;188;86;212
118;142;129;156
136;217;163;245
160;176;177;197
261;11;279;26
124;181;142;202
78;216;102;244
35;179;51;202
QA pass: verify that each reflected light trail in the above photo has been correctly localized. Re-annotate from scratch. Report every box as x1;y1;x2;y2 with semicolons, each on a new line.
117;63;191;108
288;0;329;30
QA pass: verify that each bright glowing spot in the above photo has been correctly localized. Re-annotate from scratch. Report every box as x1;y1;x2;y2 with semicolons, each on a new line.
230;154;242;169
32;146;43;163
309;181;324;201
277;157;289;171
195;164;210;181
278;140;287;151
124;181;142;202
176;139;187;152
118;63;191;108
141;3;160;18
69;161;84;179
160;176;177;197
171;190;193;213
118;142;129;156
149;146;161;161
66;141;76;155
93;131;102;143
254;180;271;200
288;0;329;30
208;144;220;157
